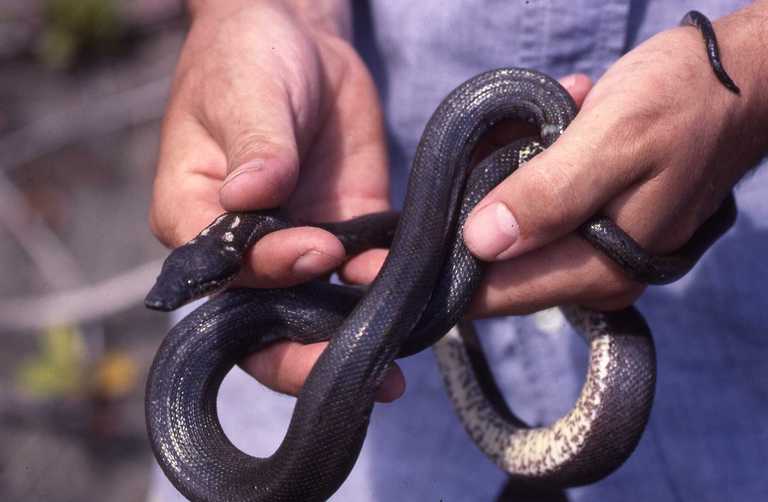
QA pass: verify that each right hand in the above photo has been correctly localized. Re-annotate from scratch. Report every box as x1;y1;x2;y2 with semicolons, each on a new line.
150;0;404;401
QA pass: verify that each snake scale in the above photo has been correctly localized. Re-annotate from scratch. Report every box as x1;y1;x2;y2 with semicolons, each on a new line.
145;11;737;501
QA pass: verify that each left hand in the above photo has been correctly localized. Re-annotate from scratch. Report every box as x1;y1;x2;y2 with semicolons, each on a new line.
344;4;768;316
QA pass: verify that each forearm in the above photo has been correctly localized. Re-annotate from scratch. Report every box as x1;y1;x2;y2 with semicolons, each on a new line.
186;0;352;38
714;1;768;176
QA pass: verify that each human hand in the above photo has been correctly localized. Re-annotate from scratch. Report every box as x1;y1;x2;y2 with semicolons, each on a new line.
457;5;768;316
150;0;403;401
344;5;768;318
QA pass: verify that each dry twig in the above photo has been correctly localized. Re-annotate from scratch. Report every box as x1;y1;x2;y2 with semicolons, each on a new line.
0;259;163;331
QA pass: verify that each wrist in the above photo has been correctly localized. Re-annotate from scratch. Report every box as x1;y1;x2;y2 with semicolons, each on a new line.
187;0;351;39
714;2;768;135
710;2;768;179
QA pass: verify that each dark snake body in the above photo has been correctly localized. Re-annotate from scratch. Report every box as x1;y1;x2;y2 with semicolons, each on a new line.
145;11;737;501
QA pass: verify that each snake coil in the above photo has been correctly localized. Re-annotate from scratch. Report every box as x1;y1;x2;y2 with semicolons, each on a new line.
145;11;737;501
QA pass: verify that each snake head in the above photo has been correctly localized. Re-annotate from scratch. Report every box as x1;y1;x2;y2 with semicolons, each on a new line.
144;240;243;311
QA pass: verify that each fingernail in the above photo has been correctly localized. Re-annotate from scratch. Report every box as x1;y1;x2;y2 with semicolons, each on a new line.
464;202;520;260
292;249;339;278
559;74;576;90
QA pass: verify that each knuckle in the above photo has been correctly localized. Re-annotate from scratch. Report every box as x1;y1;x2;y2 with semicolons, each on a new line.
586;111;656;180
523;160;580;234
228;130;296;168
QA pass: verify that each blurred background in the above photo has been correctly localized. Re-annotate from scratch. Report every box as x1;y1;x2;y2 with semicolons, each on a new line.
0;1;186;500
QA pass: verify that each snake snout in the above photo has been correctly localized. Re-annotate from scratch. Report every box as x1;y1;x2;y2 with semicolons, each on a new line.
144;278;190;311
145;242;241;311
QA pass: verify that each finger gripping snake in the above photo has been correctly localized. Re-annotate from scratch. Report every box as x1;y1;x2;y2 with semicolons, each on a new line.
145;11;737;501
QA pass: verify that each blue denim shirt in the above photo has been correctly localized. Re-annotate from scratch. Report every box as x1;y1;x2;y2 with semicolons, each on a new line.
151;1;768;500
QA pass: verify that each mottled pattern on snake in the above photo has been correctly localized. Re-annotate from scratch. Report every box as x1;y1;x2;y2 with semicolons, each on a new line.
434;308;655;486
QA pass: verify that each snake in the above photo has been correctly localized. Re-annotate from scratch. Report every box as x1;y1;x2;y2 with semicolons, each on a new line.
144;11;738;502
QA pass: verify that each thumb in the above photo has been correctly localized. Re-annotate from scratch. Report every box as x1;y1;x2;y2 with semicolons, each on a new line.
212;84;303;212
463;74;637;261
